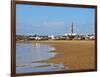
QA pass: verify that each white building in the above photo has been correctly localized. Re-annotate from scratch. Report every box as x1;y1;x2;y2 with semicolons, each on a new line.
49;35;55;40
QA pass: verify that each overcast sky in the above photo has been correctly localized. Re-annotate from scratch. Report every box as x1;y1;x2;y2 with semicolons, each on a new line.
16;4;95;35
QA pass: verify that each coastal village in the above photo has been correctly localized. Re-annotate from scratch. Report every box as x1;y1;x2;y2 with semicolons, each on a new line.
16;23;95;41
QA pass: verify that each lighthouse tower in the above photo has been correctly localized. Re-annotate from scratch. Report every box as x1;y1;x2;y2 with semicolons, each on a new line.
68;22;76;36
64;22;77;37
64;22;77;40
71;22;74;34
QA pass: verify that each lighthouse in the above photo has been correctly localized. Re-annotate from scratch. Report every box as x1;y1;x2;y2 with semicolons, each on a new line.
68;22;77;36
71;22;74;34
64;22;77;40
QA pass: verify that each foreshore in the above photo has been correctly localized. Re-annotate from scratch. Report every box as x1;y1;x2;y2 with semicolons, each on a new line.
17;40;95;70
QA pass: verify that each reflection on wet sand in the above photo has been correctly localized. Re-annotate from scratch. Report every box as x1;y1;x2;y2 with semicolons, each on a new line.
16;43;66;73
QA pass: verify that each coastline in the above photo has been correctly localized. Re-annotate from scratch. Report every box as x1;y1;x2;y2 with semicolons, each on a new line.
16;40;95;70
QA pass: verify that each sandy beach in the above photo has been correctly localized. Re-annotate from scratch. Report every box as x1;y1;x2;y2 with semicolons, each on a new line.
30;40;95;70
17;40;95;71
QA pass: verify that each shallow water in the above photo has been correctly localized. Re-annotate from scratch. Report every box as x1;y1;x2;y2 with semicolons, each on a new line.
16;43;66;73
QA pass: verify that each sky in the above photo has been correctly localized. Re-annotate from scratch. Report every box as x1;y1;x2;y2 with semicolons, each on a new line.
16;4;95;35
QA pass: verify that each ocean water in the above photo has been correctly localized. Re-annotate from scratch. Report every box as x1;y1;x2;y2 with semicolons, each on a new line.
16;43;65;73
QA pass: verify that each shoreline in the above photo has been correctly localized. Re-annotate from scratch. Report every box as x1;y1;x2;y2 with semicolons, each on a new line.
16;40;95;70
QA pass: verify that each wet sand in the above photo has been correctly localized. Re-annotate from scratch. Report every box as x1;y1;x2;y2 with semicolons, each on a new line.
31;40;95;70
17;40;95;71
